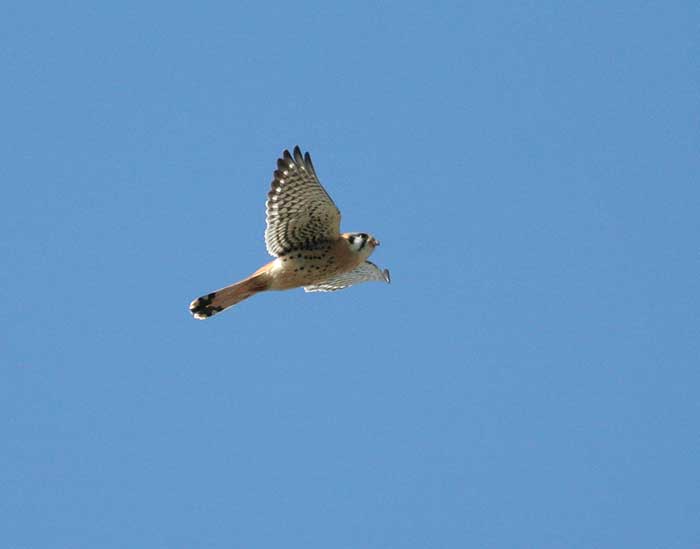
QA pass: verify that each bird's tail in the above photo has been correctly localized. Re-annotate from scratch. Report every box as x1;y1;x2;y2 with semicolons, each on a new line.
189;273;269;319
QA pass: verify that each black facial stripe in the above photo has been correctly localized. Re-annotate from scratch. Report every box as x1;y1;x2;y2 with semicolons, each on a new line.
358;237;367;251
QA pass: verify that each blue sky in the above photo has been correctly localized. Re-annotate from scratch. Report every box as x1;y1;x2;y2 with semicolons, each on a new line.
2;2;698;548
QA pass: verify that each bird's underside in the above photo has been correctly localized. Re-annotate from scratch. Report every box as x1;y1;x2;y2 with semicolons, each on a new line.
189;146;390;319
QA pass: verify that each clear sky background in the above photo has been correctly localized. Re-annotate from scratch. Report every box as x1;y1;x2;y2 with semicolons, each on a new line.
2;2;698;548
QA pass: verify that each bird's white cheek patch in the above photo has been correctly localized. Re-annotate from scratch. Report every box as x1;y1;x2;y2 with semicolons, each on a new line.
350;237;365;252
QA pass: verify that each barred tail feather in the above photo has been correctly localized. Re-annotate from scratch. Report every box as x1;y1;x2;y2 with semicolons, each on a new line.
189;274;269;319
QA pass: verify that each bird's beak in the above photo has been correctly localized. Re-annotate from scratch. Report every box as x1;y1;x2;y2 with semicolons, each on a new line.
373;239;380;246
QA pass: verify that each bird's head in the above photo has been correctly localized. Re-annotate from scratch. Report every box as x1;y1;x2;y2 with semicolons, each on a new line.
343;232;380;257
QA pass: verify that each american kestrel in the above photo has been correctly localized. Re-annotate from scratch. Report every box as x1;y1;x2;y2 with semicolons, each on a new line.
189;146;390;319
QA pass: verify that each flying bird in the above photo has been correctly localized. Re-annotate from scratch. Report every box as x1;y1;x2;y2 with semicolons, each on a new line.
189;146;390;319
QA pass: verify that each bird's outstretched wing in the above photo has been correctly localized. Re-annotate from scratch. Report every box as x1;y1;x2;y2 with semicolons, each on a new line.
265;146;341;257
304;261;390;292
